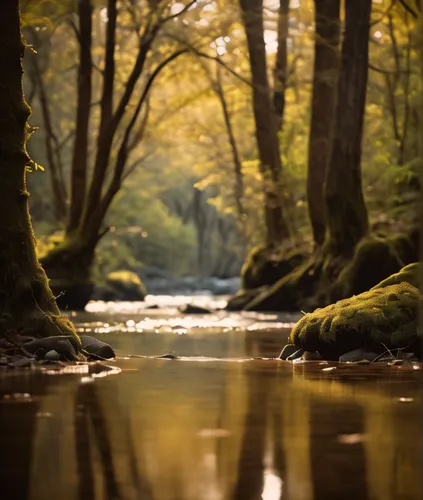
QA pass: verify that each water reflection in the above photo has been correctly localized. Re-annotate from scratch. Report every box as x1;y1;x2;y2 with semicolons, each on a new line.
0;357;420;500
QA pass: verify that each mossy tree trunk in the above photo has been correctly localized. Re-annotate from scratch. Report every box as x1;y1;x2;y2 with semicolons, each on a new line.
307;0;340;246
0;1;79;343
239;0;290;246
324;0;371;257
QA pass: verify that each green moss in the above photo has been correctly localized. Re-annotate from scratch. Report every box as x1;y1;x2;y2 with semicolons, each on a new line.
372;262;419;290
388;232;418;266
289;281;419;358
244;258;320;312
241;245;305;290
330;235;403;301
225;287;265;311
36;232;65;260
103;270;147;301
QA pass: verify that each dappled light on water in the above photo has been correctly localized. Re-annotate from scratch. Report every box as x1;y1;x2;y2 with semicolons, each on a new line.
0;358;420;500
0;304;421;500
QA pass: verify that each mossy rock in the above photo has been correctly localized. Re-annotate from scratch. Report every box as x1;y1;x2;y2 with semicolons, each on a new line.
289;281;419;359
389;232;418;266
244;259;320;312
225;287;267;311
330;235;403;301
100;271;146;301
372;262;419;290
241;245;304;290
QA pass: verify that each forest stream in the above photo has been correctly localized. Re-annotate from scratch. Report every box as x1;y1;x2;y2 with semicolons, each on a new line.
0;296;421;500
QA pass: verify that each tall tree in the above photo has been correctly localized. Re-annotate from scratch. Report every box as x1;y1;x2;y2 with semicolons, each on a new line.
41;0;194;309
324;0;372;256
0;0;79;344
239;0;289;247
273;0;289;130
307;0;341;246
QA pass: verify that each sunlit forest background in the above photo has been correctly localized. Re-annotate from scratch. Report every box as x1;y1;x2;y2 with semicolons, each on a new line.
21;0;420;290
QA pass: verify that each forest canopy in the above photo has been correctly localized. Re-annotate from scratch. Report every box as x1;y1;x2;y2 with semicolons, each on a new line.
20;0;420;308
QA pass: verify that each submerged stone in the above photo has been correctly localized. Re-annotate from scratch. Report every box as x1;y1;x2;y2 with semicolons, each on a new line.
154;354;178;359
278;344;298;360
339;349;379;363
178;304;212;315
286;349;305;361
301;351;322;361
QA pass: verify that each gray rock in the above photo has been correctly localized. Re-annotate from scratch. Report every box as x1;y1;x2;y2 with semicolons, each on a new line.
8;356;36;368
302;351;322;361
22;336;79;360
178;304;212;315
287;349;305;361
44;350;61;361
80;335;115;360
278;344;298;360
339;349;379;363
154;354;178;359
389;359;404;366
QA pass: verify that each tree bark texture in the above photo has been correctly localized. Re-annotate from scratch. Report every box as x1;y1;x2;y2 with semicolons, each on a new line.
239;0;289;246
307;0;341;246
324;0;371;256
273;0;289;130
67;0;93;234
0;0;78;339
30;51;68;221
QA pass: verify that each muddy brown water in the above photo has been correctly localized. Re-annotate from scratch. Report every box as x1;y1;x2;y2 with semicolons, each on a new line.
0;296;422;500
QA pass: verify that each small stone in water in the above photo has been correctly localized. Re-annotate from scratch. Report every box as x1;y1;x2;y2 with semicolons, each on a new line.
80;335;115;360
301;351;322;361
155;354;178;359
44;350;61;361
278;344;298;360
389;359;403;366
339;349;379;363
286;349;305;361
8;356;36;368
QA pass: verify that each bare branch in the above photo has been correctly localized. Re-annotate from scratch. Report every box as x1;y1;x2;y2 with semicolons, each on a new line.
398;0;418;17
368;63;409;74
161;0;197;24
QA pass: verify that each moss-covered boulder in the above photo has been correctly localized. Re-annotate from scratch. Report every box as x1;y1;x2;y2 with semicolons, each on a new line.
245;234;413;313
243;259;320;312
97;271;147;301
372;262;419;290
329;235;404;302
225;287;267;311
241;245;305;290
289;281;419;360
389;231;419;266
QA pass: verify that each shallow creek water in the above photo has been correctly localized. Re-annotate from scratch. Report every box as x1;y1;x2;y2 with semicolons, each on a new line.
0;295;422;500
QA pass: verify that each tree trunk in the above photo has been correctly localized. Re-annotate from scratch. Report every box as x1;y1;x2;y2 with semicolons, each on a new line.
30;52;68;221
273;0;289;130
239;0;289;246
0;0;79;342
213;68;245;220
324;0;371;257
307;0;341;246
67;0;92;234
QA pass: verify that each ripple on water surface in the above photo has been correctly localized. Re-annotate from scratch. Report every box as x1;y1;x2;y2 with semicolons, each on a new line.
0;297;421;500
